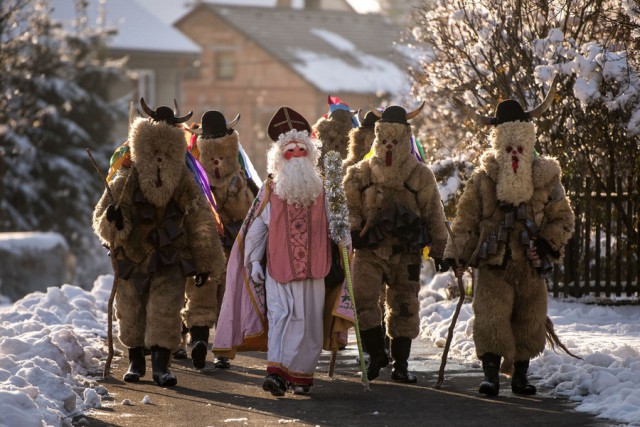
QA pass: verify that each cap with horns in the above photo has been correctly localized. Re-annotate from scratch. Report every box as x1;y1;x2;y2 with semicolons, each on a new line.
140;97;193;125
368;100;426;124
190;110;240;139
267;106;311;141
453;74;560;126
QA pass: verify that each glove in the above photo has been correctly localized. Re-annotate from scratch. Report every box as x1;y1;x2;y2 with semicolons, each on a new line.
194;272;209;287
350;229;367;250
534;238;560;259
106;204;124;231
433;258;450;272
251;261;265;284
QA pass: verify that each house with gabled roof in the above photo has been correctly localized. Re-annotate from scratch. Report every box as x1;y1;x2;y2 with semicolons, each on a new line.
174;1;410;176
50;0;201;140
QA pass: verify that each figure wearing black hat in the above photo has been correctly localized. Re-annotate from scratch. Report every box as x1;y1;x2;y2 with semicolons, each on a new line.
343;110;381;169
180;110;258;370
446;75;576;397
343;101;449;384
92;99;225;387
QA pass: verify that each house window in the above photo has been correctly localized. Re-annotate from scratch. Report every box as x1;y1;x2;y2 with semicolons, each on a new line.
135;69;155;106
216;52;235;80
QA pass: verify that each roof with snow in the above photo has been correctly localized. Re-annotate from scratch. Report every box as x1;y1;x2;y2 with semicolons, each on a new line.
50;0;201;55
184;4;409;94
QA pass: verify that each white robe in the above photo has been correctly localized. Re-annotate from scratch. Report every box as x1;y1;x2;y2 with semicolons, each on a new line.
244;203;325;382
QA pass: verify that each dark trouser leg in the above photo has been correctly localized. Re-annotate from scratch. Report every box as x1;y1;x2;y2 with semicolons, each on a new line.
359;325;390;381
189;325;209;370
511;359;536;395
123;346;146;382
479;353;501;396
390;337;417;383
151;346;177;387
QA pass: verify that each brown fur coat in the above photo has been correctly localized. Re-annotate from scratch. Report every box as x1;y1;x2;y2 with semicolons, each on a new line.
343;126;375;168
443;151;575;266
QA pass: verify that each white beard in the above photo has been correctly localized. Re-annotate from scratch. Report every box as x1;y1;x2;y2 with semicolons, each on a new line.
495;154;534;205
272;156;323;207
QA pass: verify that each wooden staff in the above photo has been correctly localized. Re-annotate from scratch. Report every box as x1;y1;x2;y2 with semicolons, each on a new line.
86;147;126;379
435;221;486;388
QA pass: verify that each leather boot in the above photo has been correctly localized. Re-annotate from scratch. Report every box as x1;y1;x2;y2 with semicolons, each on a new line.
151;346;177;387
123;347;146;382
390;337;417;383
511;360;537;395
189;326;209;370
173;323;189;360
359;326;389;381
479;353;501;396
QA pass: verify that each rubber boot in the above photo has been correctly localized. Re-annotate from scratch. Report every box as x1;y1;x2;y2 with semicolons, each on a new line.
511;360;537;395
123;347;146;382
151;346;177;387
359;326;389;381
390;337;417;383
479;353;501;396
189;326;209;370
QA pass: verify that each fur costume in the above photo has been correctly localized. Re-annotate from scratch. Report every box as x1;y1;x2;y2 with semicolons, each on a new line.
182;126;255;329
444;120;575;375
345;119;447;336
343;110;379;168
313;108;355;162
93;117;225;351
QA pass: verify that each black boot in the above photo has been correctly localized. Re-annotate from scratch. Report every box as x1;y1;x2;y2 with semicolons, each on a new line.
511;360;537;395
213;355;231;369
123;347;146;382
479;353;501;396
151;346;177;387
262;373;286;396
390;337;417;383
173;323;189;360
359;326;389;381
189;326;209;370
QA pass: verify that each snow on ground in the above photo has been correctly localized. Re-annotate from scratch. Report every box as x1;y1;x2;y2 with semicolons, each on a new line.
0;270;638;426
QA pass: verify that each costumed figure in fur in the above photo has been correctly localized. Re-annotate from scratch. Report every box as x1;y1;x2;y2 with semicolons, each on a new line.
447;75;576;396
312;95;358;165
211;106;355;397
181;110;257;370
92;98;226;387
343;101;449;384
343;109;380;168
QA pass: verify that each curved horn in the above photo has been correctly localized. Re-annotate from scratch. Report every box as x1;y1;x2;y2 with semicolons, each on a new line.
367;97;383;118
357;109;364;123
173;111;194;124
452;97;495;126
140;97;155;119
526;74;560;119
227;114;240;128
405;100;426;120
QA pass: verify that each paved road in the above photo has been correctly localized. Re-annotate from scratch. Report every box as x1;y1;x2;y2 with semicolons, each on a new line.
78;338;615;427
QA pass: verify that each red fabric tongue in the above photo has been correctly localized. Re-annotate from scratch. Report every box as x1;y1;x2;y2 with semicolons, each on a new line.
155;167;162;187
215;168;221;179
512;157;519;173
386;151;392;166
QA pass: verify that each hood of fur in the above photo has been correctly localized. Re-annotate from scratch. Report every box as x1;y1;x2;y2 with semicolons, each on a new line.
345;127;375;166
196;130;241;182
480;150;562;191
129;117;187;206
313;112;353;158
